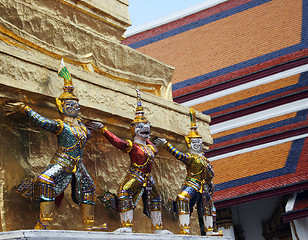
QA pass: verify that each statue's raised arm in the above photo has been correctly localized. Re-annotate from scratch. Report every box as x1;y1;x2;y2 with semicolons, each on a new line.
154;108;221;236
3;101;63;134
5;59;105;231
90;89;171;234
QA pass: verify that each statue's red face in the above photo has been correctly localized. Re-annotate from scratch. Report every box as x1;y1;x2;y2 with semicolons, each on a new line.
62;100;80;117
190;138;203;153
135;122;151;139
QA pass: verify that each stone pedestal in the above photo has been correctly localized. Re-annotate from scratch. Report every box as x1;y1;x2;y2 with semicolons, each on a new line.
0;230;231;240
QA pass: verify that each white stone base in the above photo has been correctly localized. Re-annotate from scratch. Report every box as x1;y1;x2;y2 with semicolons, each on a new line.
0;230;232;240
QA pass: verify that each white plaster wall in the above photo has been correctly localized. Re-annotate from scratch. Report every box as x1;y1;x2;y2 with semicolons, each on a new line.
231;196;280;240
219;226;235;239
292;217;308;240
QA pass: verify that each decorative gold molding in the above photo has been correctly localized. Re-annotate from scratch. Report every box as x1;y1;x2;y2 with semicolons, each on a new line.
57;0;130;29
151;223;163;230
179;223;190;235
0;35;28;50
121;220;133;228
0;24;163;96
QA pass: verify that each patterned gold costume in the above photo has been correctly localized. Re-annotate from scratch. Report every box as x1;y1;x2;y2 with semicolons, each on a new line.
164;142;214;217
154;108;219;235
98;90;166;233
101;127;161;216
13;59;106;230
16;106;95;205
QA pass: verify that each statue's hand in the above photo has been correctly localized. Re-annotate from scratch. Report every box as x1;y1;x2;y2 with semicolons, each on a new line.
86;120;104;131
2;102;26;116
152;137;167;146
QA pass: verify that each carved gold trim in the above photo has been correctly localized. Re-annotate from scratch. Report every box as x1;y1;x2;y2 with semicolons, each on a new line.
83;217;95;224
0;24;163;96
177;191;191;201
0;35;28;50
179;223;190;235
121;220;133;228
151;223;163;230
40;213;53;222
124;140;133;153
0;25;59;59
180;223;190;229
89;62;162;96
100;126;108;134
56;0;130;30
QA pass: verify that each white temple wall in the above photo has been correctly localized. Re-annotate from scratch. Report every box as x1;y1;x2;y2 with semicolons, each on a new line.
231;196;280;240
291;217;308;240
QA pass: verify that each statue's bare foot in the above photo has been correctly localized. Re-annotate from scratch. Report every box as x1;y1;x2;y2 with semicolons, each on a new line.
113;227;132;234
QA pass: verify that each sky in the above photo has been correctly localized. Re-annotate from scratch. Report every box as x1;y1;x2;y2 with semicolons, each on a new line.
127;0;210;30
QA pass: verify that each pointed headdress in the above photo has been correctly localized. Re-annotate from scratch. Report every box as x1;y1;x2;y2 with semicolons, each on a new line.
130;89;149;136
185;108;202;146
132;89;149;124
55;58;78;113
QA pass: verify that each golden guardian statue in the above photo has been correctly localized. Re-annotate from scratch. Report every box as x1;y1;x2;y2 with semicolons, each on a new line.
153;108;222;236
87;90;172;234
3;59;106;231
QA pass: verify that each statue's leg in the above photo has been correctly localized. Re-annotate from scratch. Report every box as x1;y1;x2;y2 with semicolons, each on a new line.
80;203;107;231
202;204;214;235
176;186;199;235
34;201;54;229
176;191;191;234
150;188;163;234
204;215;214;235
118;190;134;229
150;211;172;234
81;203;95;230
114;175;142;233
150;201;163;233
196;193;206;235
79;163;107;231
202;183;214;235
34;168;56;229
150;185;173;234
117;209;134;233
115;191;134;233
204;204;223;236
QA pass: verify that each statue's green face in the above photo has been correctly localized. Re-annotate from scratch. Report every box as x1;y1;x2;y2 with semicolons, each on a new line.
135;122;151;139
62;100;80;117
190;138;203;153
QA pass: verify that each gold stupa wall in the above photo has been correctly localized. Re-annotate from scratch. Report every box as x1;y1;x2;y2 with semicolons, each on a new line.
0;0;212;234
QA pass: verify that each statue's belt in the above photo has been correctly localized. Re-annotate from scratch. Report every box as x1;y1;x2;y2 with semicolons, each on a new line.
185;176;207;194
51;152;81;173
129;167;151;186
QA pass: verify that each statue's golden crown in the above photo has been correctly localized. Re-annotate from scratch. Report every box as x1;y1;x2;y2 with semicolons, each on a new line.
55;58;78;113
185;108;202;147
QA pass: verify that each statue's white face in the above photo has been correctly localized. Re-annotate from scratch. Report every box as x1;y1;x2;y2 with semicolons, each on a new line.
135;122;151;139
190;138;203;153
62;100;80;117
